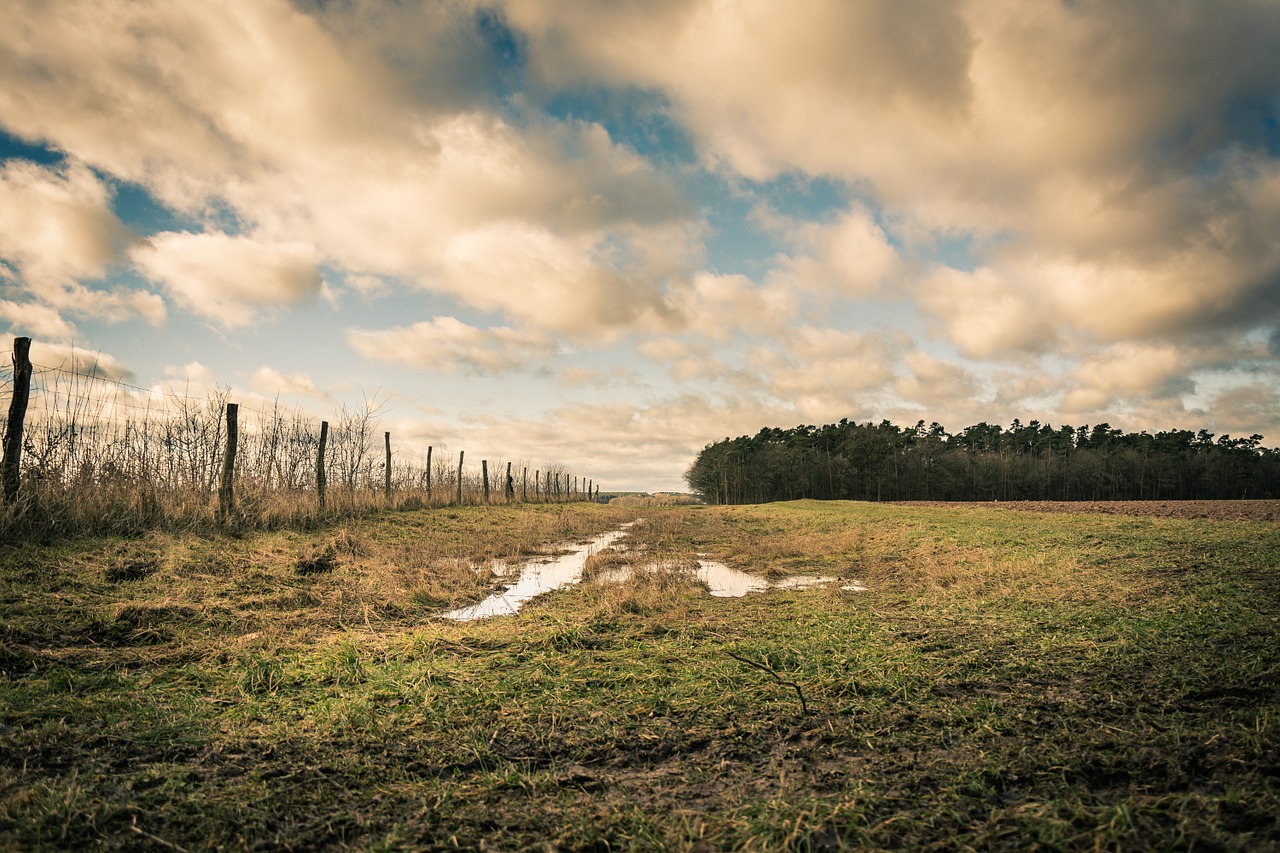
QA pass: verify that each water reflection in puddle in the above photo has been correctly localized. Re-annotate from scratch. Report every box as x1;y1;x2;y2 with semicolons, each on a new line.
696;562;848;596
599;559;857;598
441;523;865;621
695;561;769;597
441;526;633;621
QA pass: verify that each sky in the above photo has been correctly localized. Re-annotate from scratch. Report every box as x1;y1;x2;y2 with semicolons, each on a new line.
1;0;1279;493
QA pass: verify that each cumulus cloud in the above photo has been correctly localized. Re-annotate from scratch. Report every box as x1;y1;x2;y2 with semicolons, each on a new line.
916;266;1056;358
746;326;909;419
431;221;680;334
0;159;163;334
1061;343;1190;413
895;351;981;407
672;272;798;342
763;206;901;298
507;0;1280;349
1204;383;1280;440
0;1;694;338
0;158;136;287
131;232;322;327
2;0;1276;481
0;300;79;342
347;316;559;375
2;337;134;383
147;361;225;403
506;0;975;182
248;366;329;401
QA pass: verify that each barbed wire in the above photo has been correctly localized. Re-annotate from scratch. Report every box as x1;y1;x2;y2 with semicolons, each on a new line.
1;360;589;488
30;361;222;406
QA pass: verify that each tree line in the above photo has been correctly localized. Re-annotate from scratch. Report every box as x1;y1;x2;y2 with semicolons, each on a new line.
685;418;1280;504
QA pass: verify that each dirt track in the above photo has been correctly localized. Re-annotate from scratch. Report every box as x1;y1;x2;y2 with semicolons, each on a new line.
890;499;1280;522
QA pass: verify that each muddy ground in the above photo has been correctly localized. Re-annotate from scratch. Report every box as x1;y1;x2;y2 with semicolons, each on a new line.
890;499;1280;521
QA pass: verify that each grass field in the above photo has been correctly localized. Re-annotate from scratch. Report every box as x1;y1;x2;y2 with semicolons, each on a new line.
1;500;1277;850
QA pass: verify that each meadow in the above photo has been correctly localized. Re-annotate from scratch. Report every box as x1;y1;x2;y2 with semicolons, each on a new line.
1;499;1277;850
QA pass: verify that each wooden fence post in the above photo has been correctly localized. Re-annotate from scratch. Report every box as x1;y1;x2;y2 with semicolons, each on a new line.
1;337;32;505
505;461;514;502
456;450;464;504
426;445;433;503
218;402;238;520
522;467;528;502
384;431;392;500
482;460;490;503
588;479;592;503
317;420;328;510
554;472;561;502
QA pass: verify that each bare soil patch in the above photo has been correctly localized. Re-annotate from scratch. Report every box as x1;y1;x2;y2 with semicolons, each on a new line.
890;499;1280;521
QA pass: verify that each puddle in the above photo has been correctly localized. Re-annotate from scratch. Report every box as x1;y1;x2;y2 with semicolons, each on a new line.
593;559;864;598
695;561;770;597
441;525;864;621
696;562;846;596
441;525;634;621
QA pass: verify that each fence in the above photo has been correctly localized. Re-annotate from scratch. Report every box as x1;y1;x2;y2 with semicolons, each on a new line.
0;338;601;534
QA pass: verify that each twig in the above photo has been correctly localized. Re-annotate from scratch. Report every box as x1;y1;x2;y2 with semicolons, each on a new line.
131;815;191;853
725;650;809;716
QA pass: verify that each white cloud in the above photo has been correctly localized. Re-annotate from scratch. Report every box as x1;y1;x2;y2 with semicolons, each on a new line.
0;300;79;342
1203;383;1280;441
915;266;1056;358
0;1;693;338
432;221;679;334
347;316;559;375
2;337;134;382
895;350;980;407
746;325;909;419
0;158;136;288
764;206;901;298
131;232;321;327
247;366;330;401
151;361;221;402
1061;343;1189;413
507;0;1280;349
673;272;798;342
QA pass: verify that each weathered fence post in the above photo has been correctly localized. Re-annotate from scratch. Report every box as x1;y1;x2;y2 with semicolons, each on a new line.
505;461;514;502
522;467;528;502
317;420;328;510
1;337;32;505
482;460;490;503
534;470;540;501
426;445;433;504
555;472;561;502
588;479;593;503
456;450;464;504
218;402;238;521
384;431;392;500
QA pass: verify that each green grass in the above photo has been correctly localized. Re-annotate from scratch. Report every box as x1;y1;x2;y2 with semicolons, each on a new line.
1;500;1277;850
